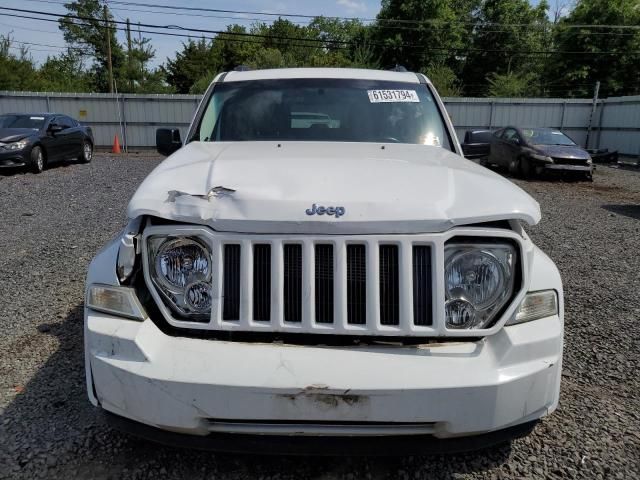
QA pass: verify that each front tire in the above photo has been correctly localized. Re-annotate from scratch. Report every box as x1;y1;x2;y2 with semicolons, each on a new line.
30;145;45;174
79;141;93;163
520;157;534;178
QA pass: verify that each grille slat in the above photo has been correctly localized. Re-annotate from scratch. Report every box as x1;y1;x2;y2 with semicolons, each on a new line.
283;244;302;322
222;244;241;320
252;244;271;321
379;245;400;325
347;245;367;324
412;246;432;326
314;244;334;323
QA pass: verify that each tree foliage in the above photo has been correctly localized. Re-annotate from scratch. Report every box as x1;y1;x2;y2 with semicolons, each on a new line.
462;0;550;96
547;0;640;97
2;0;639;98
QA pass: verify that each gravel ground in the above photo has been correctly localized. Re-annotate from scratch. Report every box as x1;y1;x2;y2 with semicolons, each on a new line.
0;156;639;479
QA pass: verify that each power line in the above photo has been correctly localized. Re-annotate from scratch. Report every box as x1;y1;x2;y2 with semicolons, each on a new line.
2;7;639;57
70;0;640;30
19;0;640;37
0;12;358;54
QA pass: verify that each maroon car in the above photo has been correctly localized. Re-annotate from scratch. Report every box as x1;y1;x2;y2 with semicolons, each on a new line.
487;127;593;180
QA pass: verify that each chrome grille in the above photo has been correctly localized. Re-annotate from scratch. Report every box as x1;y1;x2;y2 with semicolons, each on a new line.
214;239;434;335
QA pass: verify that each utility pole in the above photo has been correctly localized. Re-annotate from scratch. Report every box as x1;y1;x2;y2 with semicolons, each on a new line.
126;18;133;92
104;4;114;94
585;80;600;149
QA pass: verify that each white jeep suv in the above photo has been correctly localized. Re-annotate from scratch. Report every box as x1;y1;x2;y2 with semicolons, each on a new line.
84;68;563;454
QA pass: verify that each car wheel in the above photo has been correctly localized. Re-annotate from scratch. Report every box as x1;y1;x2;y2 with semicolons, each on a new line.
30;146;45;174
79;141;93;163
520;157;533;178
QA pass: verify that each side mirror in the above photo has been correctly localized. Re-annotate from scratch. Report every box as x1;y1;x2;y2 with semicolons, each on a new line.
510;137;521;145
48;123;63;134
156;128;182;156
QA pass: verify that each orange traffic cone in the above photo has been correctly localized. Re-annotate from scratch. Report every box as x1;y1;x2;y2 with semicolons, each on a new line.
112;134;121;154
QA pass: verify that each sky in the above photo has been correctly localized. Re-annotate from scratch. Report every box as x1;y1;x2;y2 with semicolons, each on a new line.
0;0;382;68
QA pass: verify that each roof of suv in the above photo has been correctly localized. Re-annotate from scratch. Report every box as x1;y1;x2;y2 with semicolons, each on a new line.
220;68;426;84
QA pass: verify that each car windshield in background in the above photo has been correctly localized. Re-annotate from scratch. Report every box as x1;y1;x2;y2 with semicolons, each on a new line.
196;79;452;150
522;128;576;146
0;114;46;130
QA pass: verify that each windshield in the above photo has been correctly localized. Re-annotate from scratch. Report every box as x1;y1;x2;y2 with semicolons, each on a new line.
522;128;576;146
194;79;452;150
0;114;46;130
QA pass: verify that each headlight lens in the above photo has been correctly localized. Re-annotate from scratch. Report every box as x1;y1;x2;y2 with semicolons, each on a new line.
530;153;552;162
149;236;213;319
4;140;28;150
444;243;517;329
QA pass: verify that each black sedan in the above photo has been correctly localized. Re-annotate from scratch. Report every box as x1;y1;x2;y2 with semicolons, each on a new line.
487;127;593;180
0;113;94;173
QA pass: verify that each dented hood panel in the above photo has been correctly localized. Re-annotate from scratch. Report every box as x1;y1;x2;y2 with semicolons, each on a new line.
127;141;540;234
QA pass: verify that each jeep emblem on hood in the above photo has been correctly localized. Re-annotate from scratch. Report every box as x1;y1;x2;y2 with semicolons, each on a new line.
306;204;345;218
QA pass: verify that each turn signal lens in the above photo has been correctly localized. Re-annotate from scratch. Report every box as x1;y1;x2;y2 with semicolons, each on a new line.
508;290;558;325
86;285;146;320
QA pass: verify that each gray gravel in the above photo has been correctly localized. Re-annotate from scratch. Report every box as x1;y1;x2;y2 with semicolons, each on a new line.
0;156;639;479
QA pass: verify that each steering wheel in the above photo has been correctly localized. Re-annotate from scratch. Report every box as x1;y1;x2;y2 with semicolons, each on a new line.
380;137;401;143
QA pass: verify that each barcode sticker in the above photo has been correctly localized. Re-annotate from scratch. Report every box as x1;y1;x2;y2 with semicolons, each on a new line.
368;90;420;103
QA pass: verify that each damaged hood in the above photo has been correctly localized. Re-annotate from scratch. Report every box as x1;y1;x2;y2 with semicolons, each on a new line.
128;141;540;234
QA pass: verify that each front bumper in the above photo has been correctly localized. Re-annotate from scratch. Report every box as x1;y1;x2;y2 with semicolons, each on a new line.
544;164;592;173
86;308;562;443
0;149;28;168
104;409;538;455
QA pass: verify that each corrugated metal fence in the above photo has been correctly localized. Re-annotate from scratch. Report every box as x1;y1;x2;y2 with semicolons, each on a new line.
1;91;638;155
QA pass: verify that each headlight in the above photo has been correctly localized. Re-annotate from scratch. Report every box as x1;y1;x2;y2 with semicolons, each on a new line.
444;243;517;329
3;140;28;150
148;236;213;319
530;153;552;162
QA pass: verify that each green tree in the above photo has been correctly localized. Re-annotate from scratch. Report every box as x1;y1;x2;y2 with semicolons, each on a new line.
251;19;318;67
486;71;534;97
250;48;286;69
0;35;39;91
461;0;550;96
213;25;261;70
37;51;91;92
373;0;478;73
425;63;462;96
548;0;640;97
59;0;126;92
164;38;217;93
